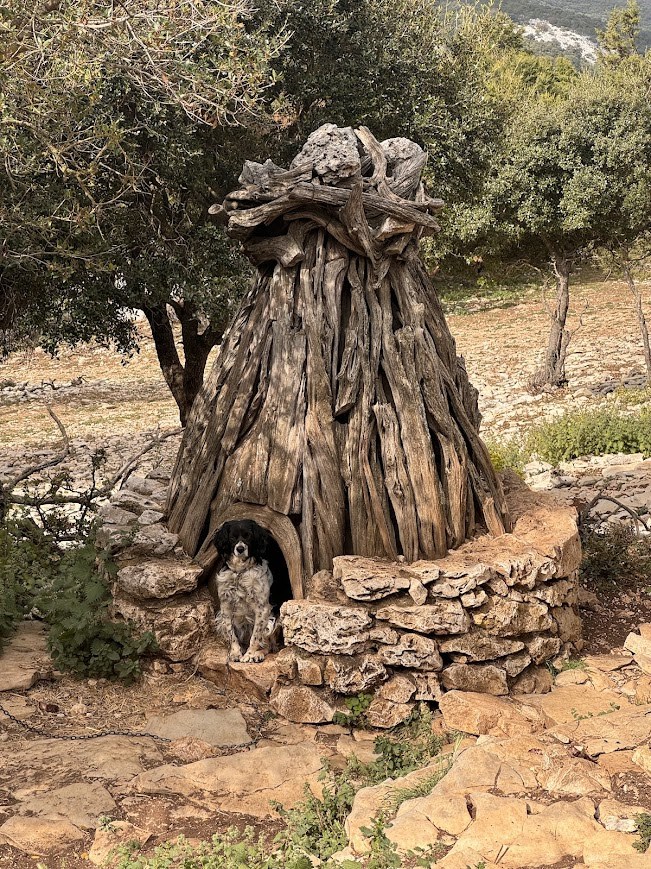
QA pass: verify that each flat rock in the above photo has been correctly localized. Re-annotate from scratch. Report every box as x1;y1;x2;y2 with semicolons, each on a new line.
129;742;328;817
598;798;648;832
0;816;84;855
0;622;53;691
398;791;471;836
384;807;440;852
471;598;552;637
16;782;116;830
323;655;387;694
524;685;626;727
376;674;416;704
5;737;163;794
365;697;414;728
551;705;651;756
270;684;334;724
375;602;469;635
441;663;508;695
89;821;153;865
439;633;525;661
378;633;443;669
196;643;281;698
280;600;372;654
116;557;201;599
439;691;537;737
146;709;251;747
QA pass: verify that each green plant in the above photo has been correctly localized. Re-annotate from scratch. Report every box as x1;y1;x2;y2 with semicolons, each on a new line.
560;658;587;671
38;541;157;681
633;812;651;852
486;438;526;475
580;524;651;593
526;406;651;464
333;693;374;729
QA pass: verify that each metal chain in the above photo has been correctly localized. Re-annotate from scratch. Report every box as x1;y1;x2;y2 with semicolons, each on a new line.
0;701;170;742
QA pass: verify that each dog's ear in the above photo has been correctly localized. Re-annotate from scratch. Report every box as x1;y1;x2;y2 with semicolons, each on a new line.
214;523;231;555
252;525;268;560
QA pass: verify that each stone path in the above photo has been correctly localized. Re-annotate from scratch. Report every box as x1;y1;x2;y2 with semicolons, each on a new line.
2;622;651;867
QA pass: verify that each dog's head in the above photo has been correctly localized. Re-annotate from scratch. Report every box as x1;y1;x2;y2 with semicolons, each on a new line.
214;519;267;563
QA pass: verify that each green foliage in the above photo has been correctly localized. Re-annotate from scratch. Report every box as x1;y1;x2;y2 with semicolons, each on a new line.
0;509;155;679
333;693;374;729
527;406;651;463
580;524;651;593
633;811;651;852
597;0;641;63
485;438;526;475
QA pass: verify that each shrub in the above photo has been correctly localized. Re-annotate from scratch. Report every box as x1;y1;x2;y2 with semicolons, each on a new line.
580;524;651;593
526;407;651;465
634;812;651;853
486;438;526;475
0;510;155;679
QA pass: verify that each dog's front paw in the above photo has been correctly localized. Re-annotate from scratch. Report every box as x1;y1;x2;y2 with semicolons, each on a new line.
241;649;265;663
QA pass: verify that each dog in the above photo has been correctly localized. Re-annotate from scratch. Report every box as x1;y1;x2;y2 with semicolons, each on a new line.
213;519;274;663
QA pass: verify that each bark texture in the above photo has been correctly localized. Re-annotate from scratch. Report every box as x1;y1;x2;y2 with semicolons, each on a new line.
167;125;510;585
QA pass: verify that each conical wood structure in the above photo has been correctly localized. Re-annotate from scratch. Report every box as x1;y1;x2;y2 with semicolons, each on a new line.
167;125;509;596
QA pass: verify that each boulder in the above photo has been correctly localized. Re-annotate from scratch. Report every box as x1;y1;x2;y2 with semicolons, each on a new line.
270;684;335;724
378;633;443;669
110;588;214;661
439;633;525;662
511;664;554;694
441;663;508;695
375;602;469;635
0;816;84;855
280;600;372;654
115;558;202;600
145;709;251;747
15;782;116;830
323;655;387;694
438;691;536;737
471;598;552;636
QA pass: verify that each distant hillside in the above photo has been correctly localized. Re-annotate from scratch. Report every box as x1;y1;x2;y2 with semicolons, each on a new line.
497;0;651;49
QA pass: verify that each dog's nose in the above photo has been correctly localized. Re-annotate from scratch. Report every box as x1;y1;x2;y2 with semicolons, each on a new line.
235;543;246;554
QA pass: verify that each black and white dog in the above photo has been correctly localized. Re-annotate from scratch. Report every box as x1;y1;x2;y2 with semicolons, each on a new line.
213;520;274;663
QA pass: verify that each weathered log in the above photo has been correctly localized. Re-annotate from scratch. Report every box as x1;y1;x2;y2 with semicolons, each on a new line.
167;124;510;591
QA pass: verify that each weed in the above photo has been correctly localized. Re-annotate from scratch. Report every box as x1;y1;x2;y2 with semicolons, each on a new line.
560;658;586;671
633;812;651;853
333;693;374;729
580;524;651;594
485;438;526;475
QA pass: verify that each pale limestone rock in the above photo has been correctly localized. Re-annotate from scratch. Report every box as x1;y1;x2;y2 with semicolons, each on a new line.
333;556;413;600
365;697;414;728
408;577;428;605
130;742;328;818
15;782;116;830
323;655;386;694
597;750;637;775
336;735;378;764
0;622;53;692
375;602;469;635
0;816;84;855
280;600;372;654
197;644;281;699
111;588;214;661
146;709;250;747
137;509;165;525
502;650;532;677
378;633;442;669
438;691;536;737
527;576;579;606
555;668;589;686
368;625;400;644
407;792;471;836
121;524;179;558
377;674;416;704
552;704;651;756
471;598;552;636
535;756;611;796
439;633;525;662
525;685;627;727
410;671;442;701
270;685;334;724
551;605;583;643
511;497;581;578
632;744;651;773
297;656;323;686
511;664;554;694
598;798;648;833
583;828;645;865
625;629;651;659
98;504;138;525
384;808;440;852
441;663;508;695
345;759;451;853
89;821;152;866
116;558;202;599
275;647;298;679
460;589;487;608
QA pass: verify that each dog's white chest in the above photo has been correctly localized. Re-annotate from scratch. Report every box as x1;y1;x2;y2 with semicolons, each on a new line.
216;560;272;622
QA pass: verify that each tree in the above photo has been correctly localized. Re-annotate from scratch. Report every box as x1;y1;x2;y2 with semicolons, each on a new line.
1;0;279;422
597;0;641;63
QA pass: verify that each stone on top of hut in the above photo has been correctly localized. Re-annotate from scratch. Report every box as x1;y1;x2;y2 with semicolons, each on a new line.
166;124;510;592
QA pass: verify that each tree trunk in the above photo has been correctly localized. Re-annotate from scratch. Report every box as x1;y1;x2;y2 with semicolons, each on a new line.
142;302;221;426
167;126;510;580
538;253;571;388
624;263;651;382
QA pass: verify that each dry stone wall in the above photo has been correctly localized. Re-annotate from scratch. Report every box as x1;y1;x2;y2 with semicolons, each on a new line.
101;471;582;725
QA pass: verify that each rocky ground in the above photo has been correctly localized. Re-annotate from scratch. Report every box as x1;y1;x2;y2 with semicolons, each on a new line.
2;276;651;867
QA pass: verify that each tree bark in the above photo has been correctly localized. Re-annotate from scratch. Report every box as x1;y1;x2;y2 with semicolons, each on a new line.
624;262;651;383
142;301;222;426
167;126;510;581
538;252;571;389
